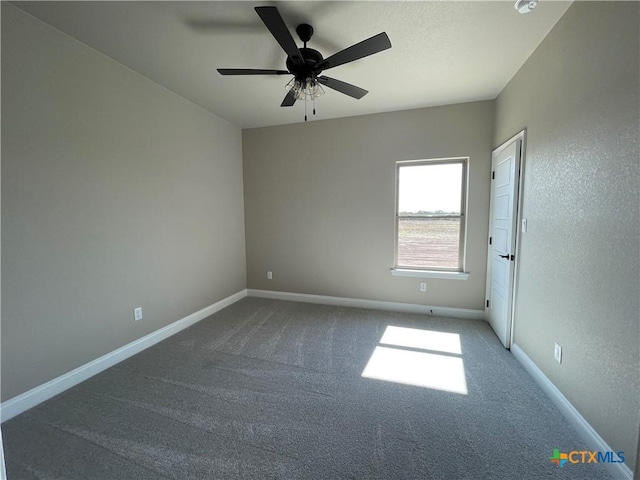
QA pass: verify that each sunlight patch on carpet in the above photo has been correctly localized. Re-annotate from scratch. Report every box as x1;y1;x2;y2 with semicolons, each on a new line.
362;327;467;394
379;326;462;354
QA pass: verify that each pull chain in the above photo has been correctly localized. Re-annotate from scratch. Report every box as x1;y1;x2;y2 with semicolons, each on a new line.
304;98;308;122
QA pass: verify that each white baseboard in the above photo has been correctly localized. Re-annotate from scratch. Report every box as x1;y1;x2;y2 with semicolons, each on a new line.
511;343;633;480
247;289;486;321
0;289;248;423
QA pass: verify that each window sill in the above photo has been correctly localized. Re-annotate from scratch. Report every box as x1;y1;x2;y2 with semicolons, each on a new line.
390;269;470;280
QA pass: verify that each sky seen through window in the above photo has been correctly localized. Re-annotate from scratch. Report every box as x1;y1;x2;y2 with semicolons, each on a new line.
398;163;462;214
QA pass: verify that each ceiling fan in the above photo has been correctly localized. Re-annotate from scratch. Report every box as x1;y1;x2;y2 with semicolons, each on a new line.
217;6;392;120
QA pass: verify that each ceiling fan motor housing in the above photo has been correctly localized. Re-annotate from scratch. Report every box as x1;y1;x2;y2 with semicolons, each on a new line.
286;47;324;81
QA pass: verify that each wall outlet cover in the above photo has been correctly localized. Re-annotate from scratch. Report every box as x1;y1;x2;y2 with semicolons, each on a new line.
554;343;562;363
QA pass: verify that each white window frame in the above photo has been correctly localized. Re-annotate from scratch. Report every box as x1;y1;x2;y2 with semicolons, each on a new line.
391;157;470;280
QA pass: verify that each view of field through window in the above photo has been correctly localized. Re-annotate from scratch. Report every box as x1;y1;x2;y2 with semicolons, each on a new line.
397;162;464;270
397;218;460;268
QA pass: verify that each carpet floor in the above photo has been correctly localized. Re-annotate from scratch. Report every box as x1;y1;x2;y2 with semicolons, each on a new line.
3;298;613;479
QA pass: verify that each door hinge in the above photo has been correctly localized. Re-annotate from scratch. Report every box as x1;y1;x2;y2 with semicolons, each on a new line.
492;171;495;180
489;236;492;245
486;300;490;308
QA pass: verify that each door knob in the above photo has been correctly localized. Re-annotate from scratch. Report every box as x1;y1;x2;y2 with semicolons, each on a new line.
499;254;510;259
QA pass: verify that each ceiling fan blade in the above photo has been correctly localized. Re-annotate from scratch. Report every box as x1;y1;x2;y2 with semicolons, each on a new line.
318;76;368;99
255;6;303;64
318;32;391;70
280;89;297;107
217;69;289;75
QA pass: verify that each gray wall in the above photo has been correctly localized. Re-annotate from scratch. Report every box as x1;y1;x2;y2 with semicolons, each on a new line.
1;4;246;400
243;101;494;310
494;1;639;471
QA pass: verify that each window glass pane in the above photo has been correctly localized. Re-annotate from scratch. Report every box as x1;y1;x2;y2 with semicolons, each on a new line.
398;163;462;215
397;217;460;269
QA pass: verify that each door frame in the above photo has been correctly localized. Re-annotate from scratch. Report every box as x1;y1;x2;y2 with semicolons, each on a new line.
485;129;526;348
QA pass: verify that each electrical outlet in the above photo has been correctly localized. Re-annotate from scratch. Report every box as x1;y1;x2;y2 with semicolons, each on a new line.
554;343;562;364
419;283;427;292
267;271;273;280
134;307;143;322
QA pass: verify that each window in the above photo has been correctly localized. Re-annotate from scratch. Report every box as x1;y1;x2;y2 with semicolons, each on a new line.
394;158;467;273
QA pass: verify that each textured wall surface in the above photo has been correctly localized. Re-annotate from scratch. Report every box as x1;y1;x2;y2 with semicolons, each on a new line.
1;5;246;400
243;101;494;310
495;1;639;471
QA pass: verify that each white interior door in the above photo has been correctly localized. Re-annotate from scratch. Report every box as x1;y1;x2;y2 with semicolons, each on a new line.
0;427;6;480
486;137;521;348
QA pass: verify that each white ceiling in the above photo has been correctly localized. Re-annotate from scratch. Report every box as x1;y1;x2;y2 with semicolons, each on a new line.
12;1;572;129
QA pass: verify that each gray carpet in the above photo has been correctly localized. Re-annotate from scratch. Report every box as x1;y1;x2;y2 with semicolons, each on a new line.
3;298;612;479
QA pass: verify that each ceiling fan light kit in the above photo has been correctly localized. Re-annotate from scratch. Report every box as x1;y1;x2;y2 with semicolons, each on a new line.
217;6;392;121
286;78;325;101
